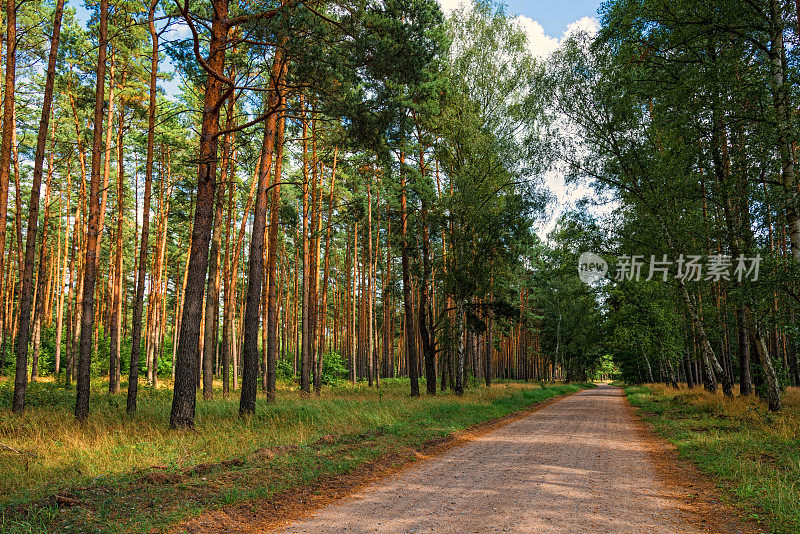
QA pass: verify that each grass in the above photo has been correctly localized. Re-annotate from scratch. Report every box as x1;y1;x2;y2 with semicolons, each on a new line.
624;383;800;534
0;376;590;533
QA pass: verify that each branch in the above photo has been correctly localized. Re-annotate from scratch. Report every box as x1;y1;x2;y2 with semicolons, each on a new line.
173;0;234;87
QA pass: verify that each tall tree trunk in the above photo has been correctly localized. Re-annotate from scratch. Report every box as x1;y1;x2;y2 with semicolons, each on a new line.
75;0;108;422
769;0;800;261
239;47;285;415
309;125;321;391
710;94;754;396
400;153;419;397
96;57;115;260
127;0;158;413
55;173;72;376
3;0;19;405
454;300;465;395
366;182;374;387
350;222;357;384
484;306;492;387
11;0;64;410
418;149;435;394
314;151;336;392
221;88;237;398
109;106;125;394
31;140;56;382
680;283;732;395
300;99;312;394
382;216;392;382
265;92;287;401
202;165;225;401
170;0;229;428
228;153;262;393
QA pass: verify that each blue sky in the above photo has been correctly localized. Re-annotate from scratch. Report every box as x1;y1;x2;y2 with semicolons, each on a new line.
498;0;603;36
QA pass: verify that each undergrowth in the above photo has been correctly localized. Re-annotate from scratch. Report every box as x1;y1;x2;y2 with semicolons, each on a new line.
625;383;800;534
0;377;590;533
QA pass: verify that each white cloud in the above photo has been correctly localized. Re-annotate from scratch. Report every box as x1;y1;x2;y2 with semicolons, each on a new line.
438;0;467;15
514;15;600;60
514;16;559;59
436;0;599;60
562;16;601;40
435;0;605;238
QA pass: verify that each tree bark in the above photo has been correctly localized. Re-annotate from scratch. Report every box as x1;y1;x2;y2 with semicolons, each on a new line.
75;0;108;422
454;300;465;395
3;0;19;406
239;47;285;415
418;151;435;394
350;221;358;383
202;163;225;401
750;317;782;412
366;182;374;387
265;89;287;401
400;153;419;397
11;0;64;410
170;0;229;428
769;0;800;261
300;99;312;394
127;0;158;414
109;106;125;394
30;138;56;382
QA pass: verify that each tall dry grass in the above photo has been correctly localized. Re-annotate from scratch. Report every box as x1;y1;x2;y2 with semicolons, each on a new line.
627;383;800;533
0;377;576;507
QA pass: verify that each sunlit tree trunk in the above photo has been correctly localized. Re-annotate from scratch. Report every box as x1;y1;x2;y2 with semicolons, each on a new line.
11;0;64;408
170;0;229;428
366;182;374;387
265;92;287;400
127;0;158;414
239;46;285;414
4;0;20;406
300;99;312;394
75;0;108;422
202;160;225;400
108;107;125;394
221;90;237;398
400;152;419;396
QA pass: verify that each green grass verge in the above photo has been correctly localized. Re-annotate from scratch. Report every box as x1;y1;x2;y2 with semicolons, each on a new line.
624;384;800;534
0;378;591;533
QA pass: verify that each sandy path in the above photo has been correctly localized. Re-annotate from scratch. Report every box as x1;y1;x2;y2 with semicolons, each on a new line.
272;385;717;533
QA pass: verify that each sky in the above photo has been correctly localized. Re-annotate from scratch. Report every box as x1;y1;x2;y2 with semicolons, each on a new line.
438;0;603;59
498;0;603;36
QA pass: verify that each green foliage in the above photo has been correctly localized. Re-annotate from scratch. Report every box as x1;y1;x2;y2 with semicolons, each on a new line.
320;351;348;385
277;358;295;381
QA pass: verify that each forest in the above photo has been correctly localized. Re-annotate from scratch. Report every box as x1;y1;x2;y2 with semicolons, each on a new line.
1;0;799;531
0;0;566;426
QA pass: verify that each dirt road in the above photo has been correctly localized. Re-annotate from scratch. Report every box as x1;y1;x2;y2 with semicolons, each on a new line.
272;385;758;533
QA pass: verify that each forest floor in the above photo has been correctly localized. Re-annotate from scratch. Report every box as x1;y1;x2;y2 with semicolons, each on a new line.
220;384;762;534
0;377;588;533
626;383;800;534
